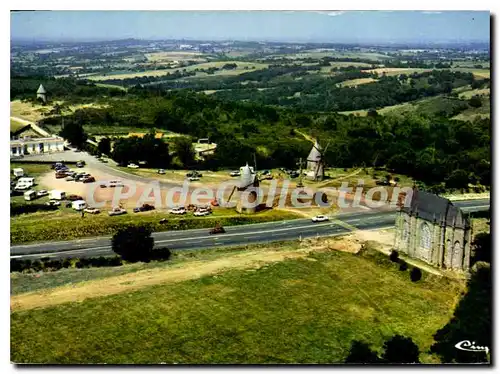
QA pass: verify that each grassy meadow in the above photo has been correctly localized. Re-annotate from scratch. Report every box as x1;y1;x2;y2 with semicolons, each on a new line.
11;244;463;364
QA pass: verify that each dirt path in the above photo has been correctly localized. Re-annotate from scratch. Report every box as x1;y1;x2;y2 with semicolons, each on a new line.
11;247;315;311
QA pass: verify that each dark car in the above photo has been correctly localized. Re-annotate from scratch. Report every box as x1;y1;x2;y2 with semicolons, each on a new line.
76;161;85;168
83;176;96;183
209;225;226;235
133;204;155;213
67;194;83;201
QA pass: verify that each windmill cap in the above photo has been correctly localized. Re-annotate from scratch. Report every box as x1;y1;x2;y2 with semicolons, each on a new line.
37;84;47;94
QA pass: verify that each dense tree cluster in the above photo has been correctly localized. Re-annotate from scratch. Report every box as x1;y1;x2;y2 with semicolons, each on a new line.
12;78;490;189
111;132;171;167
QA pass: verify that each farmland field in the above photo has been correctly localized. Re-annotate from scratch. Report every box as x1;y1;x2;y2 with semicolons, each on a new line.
10;241;463;364
361;67;433;76
86;61;269;81
339;77;377;87
145;51;206;62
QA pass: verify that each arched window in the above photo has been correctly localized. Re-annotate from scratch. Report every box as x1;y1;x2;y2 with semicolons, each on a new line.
452;241;463;269
420;223;431;250
402;221;410;242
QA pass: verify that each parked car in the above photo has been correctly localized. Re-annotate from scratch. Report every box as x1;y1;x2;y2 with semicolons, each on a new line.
169;207;186;215
194;210;211;217
108;207;127;216
133;204;155;213
55;172;68;179
186;171;202;178
157;169;166;174
312;215;329;223
72;200;87;211
65;176;75;181
24;190;37;201
36;190;48;197
230;170;241;177
209;225;226;235
76;161;85;168
67;194;83;201
108;180;124;188
46;200;61;207
83;176;96;183
84;207;100;214
188;176;200;181
127;163;139;169
49;190;66;200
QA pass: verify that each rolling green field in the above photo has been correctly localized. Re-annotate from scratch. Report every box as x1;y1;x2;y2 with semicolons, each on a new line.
11;245;462;364
86;61;269;81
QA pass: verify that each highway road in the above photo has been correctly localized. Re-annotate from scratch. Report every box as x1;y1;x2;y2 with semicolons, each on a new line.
11;199;489;260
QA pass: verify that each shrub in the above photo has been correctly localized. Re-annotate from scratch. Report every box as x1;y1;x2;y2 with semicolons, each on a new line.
62;258;72;268
112;225;155;262
11;203;58;216
399;260;408;271
382;335;420;363
410;267;422;282
150;247;172;261
389;250;399;262
345;340;381;363
31;260;43;272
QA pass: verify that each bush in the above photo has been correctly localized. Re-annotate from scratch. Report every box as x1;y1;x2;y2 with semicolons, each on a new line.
62;258;72;268
410;267;422;282
382;335;420;363
399;260;408;271
112;225;155;262
389;250;399;262
345;341;381;363
150;247;172;261
11;203;58;216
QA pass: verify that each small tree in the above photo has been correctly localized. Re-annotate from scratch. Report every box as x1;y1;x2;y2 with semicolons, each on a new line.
60;121;88;149
382;335;420;363
389;250;399;262
98;137;111;155
410;267;422;282
345;341;381;364
112;225;155;262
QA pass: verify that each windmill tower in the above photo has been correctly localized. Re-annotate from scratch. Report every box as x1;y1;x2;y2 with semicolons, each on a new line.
306;140;329;181
36;84;47;104
226;162;260;214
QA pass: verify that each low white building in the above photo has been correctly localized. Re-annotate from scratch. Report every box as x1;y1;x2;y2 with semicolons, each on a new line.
10;124;65;157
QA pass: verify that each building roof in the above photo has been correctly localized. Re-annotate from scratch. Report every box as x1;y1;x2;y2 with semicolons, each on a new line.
37;84;47;94
402;189;469;229
237;163;256;188
307;140;322;162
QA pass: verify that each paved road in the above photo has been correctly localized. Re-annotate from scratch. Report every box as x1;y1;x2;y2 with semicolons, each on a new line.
11;199;489;260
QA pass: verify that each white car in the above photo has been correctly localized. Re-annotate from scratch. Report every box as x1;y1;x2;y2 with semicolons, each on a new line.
46;200;61;207
108;207;127;216
188;176;200;181
36;190;49;197
194;210;211;217
84;207;101;214
312;215;329;223
230;170;241;177
169;207;186;215
157;169;166;174
127;163;139;169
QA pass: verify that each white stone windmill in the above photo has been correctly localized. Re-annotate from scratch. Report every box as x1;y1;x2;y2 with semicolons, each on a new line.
306;140;329;181
36;84;47;103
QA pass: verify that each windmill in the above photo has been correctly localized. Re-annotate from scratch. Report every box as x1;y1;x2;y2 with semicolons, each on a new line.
306;140;330;181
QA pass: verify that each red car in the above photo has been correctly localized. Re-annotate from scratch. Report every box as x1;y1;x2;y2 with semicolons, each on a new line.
83;176;96;183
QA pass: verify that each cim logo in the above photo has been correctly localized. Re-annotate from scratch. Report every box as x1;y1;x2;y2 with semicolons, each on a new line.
455;340;489;355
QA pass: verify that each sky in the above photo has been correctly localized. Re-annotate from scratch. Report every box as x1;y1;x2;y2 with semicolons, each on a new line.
10;11;490;44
